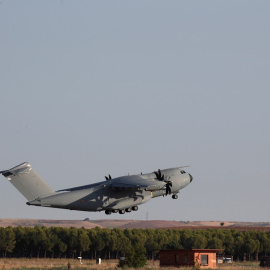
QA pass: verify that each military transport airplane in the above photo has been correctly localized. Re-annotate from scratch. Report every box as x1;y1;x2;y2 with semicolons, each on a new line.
0;162;193;215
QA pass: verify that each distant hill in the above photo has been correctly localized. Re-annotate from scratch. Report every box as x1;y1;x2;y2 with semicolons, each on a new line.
1;218;270;230
0;219;101;229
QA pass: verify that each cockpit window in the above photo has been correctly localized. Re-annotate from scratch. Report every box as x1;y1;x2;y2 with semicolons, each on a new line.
180;170;186;174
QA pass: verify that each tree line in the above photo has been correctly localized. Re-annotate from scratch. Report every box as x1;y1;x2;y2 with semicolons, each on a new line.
1;226;270;261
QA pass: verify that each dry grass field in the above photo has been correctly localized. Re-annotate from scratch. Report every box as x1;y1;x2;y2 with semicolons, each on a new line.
1;258;116;269
0;259;269;270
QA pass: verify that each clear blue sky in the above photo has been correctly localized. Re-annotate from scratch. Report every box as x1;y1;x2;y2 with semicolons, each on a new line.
1;1;270;222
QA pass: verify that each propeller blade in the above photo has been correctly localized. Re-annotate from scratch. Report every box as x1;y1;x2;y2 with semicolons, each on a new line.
154;169;169;182
158;169;161;178
166;185;169;195
165;182;172;195
168;184;171;195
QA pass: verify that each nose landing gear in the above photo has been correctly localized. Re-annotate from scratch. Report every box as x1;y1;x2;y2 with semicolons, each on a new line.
172;194;178;199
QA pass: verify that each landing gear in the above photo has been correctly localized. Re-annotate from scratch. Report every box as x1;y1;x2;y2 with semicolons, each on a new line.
172;194;178;199
107;206;139;215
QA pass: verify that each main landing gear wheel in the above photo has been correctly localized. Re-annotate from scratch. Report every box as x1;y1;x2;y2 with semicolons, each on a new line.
132;206;138;211
172;194;178;199
105;210;112;215
119;209;125;214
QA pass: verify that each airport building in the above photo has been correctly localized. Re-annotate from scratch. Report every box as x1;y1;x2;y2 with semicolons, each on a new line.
160;249;224;269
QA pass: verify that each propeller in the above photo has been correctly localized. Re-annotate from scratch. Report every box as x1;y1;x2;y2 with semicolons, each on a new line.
154;169;165;181
154;169;173;196
105;174;112;180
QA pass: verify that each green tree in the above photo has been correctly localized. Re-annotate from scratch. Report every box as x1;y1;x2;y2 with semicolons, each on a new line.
77;228;91;257
117;233;132;257
223;231;235;255
192;233;207;249
33;226;47;258
13;226;28;257
118;243;147;268
108;229;119;259
88;227;106;258
0;227;16;257
207;237;223;249
58;241;68;258
50;227;69;258
68;227;79;258
243;233;260;261
145;230;160;260
260;233;270;255
180;229;193;249
43;229;58;258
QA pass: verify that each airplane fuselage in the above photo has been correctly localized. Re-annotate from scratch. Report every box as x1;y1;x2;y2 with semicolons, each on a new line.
27;167;192;214
1;163;193;215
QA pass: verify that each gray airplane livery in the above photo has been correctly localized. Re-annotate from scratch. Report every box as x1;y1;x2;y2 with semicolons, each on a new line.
0;162;193;215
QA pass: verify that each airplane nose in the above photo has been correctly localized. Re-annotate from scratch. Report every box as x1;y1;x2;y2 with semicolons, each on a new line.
189;174;193;182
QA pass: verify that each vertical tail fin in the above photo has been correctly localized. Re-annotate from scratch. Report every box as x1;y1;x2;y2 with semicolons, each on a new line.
0;162;55;201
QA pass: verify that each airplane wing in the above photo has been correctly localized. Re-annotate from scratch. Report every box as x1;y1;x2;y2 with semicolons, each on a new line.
57;175;165;192
57;183;98;192
110;175;164;191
